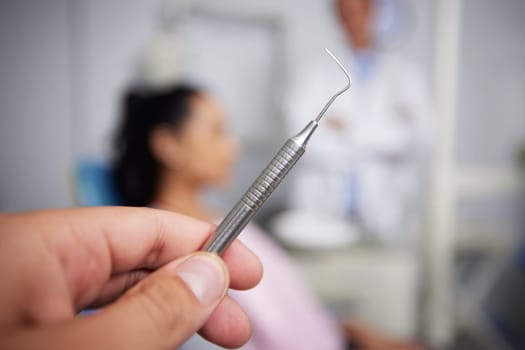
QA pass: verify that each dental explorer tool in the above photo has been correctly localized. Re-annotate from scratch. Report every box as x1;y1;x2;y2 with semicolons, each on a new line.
204;48;352;255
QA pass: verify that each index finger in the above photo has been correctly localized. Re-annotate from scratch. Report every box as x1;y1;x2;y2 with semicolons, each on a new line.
9;207;262;305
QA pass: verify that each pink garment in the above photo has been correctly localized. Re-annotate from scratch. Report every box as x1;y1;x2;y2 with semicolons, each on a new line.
229;224;345;350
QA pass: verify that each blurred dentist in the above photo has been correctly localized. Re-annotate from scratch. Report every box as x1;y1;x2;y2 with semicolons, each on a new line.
287;0;432;243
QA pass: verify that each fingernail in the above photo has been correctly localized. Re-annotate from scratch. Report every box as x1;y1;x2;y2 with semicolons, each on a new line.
176;254;227;305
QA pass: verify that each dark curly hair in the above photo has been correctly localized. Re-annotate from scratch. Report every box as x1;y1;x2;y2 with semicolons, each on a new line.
112;84;201;206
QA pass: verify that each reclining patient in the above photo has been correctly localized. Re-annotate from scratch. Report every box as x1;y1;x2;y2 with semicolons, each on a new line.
112;84;422;350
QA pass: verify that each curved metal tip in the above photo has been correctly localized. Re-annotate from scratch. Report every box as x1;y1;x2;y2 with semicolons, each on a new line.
314;48;353;122
324;48;352;91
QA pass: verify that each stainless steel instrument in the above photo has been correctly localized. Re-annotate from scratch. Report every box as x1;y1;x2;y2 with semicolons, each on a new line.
204;48;352;255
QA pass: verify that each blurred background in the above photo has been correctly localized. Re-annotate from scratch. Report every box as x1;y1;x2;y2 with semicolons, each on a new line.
0;0;524;349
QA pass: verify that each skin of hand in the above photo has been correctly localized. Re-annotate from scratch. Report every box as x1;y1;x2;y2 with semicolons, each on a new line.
325;115;348;132
0;207;263;350
343;320;425;350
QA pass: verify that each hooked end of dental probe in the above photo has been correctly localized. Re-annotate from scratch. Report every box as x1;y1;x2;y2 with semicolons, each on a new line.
292;49;352;147
314;48;352;123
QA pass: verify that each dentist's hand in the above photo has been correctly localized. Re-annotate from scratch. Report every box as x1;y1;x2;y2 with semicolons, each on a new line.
0;207;262;349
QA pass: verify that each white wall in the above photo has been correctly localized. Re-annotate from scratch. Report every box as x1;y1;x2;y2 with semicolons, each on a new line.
455;0;525;237
0;0;72;211
457;0;525;167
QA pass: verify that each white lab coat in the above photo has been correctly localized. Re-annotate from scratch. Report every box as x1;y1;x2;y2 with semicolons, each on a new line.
286;49;432;244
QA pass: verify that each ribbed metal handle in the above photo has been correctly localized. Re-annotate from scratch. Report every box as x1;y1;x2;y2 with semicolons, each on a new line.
204;138;305;254
243;139;305;210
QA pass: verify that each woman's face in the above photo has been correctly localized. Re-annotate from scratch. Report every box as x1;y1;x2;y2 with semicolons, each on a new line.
170;94;239;187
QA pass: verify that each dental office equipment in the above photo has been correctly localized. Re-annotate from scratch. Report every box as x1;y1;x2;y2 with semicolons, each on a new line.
204;48;352;255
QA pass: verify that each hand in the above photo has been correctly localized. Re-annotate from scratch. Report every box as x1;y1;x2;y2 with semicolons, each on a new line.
343;320;425;350
0;207;263;349
326;116;348;132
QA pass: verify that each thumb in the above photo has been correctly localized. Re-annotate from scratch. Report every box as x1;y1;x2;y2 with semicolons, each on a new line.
86;252;229;349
